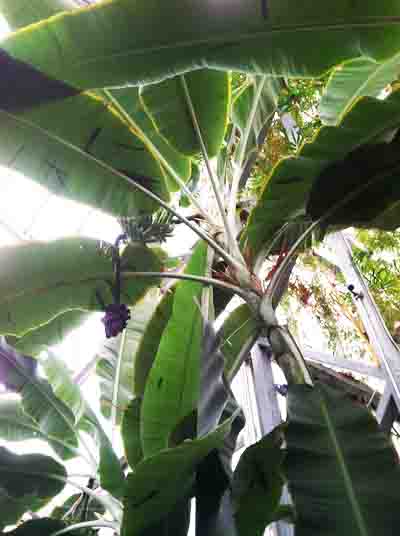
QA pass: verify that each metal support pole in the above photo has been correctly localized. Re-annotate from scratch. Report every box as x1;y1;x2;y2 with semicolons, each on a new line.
303;348;383;379
250;340;294;536
328;232;400;411
376;385;400;433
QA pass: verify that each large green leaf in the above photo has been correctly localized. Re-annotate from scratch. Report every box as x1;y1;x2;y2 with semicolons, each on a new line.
0;93;169;217
121;397;143;470
81;407;125;499
138;499;190;536
217;303;261;380
9;310;90;357
141;242;208;456
122;417;233;536
232;428;285;536
96;289;160;423
0;237;162;336
39;347;125;495
106;87;192;192
286;382;400;536
21;378;78;459
320;55;400;125
0;446;66;530
2;2;400;91
140;70;230;157
244;90;400;255
40;353;125;498
0;395;84;462
195;397;245;536
41;351;86;422
0;339;78;458
0;399;46;442
0;1;173;216
133;289;174;397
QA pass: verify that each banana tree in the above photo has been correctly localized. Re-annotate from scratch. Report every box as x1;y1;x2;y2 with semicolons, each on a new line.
1;2;400;535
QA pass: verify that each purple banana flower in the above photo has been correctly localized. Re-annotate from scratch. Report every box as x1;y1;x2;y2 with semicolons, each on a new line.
101;304;131;338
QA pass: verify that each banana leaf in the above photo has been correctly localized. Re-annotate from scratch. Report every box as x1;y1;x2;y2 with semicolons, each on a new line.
1;2;400;91
0;237;162;336
140;70;230;157
141;242;208;456
0;446;66;529
244;89;400;256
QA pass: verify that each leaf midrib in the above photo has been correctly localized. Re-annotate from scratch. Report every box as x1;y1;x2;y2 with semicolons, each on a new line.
0;273;113;305
319;393;369;536
74;17;400;68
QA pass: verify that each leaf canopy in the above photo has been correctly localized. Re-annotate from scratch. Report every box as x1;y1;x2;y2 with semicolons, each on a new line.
140;70;230;157
286;383;400;536
244;89;400;255
133;289;175;397
141;242;208;456
2;2;400;91
232;428;285;536
122;417;233;536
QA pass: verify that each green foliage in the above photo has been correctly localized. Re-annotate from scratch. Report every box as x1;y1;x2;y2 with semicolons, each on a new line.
353;229;400;329
2;2;400;534
140;71;230;157
96;290;160;423
122;417;234;536
320;56;400;125
286;383;400;536
0;238;162;336
0;92;170;216
121;397;143;470
217;303;261;379
133;290;175;397
21;378;78;459
232;428;286;536
10;310;90;357
141;241;208;456
0;447;66;530
245;89;400;257
2;2;400;90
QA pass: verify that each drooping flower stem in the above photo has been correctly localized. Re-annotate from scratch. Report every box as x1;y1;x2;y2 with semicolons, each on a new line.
51;521;119;536
119;270;256;302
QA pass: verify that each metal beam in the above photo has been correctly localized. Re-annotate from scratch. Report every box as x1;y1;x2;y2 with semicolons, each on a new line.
303;348;383;379
376;385;400;433
327;232;400;410
251;342;281;435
